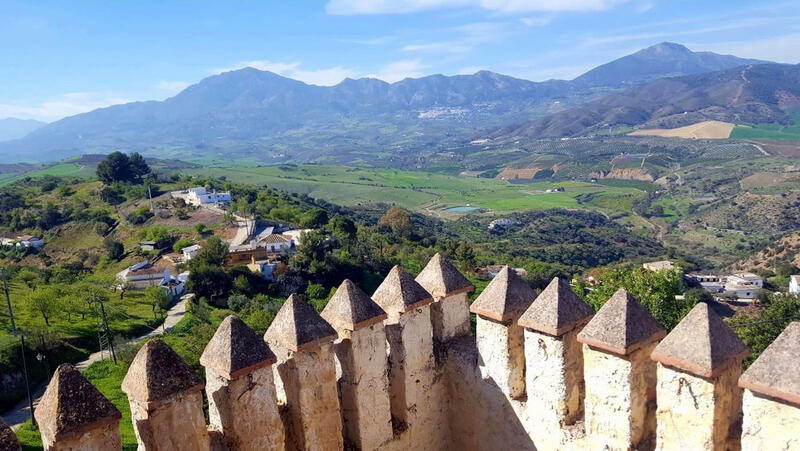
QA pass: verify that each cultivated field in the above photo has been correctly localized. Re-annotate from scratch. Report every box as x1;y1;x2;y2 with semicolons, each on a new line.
628;120;735;139
187;165;649;214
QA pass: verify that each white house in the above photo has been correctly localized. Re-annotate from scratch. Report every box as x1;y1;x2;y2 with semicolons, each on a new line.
247;260;277;281
181;244;202;261
790;275;800;294
488;219;517;231
16;235;44;248
171;187;231;206
282;229;312;247
257;234;293;253
726;272;763;289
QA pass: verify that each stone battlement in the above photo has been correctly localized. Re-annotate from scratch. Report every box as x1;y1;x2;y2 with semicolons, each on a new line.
16;254;800;450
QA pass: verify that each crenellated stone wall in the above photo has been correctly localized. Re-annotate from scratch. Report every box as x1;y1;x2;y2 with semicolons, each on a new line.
24;255;800;451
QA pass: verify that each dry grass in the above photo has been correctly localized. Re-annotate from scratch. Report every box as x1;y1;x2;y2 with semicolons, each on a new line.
629;121;735;139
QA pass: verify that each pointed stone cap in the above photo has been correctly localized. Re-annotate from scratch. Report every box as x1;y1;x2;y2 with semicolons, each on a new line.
322;279;387;331
121;338;204;407
34;364;121;441
372;265;434;315
651;303;748;378
0;419;20;451
577;288;666;355
415;253;474;298
470;266;536;323
518;277;595;336
264;294;337;352
201;314;277;380
739;321;800;405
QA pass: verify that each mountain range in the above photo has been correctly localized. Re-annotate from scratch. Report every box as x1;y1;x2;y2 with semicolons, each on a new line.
0;118;45;142
0;43;777;163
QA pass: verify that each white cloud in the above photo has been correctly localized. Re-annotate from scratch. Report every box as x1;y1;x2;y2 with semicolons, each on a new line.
402;21;509;54
0;92;133;122
698;33;800;64
327;0;627;14
156;80;192;94
214;60;357;86
365;60;426;82
520;16;552;26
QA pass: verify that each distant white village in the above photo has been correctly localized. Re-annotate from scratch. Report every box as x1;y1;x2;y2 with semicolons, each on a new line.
641;260;783;301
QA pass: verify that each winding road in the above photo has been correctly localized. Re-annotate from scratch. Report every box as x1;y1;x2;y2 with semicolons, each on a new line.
1;296;190;430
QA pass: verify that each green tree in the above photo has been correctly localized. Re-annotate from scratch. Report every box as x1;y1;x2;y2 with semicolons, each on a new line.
186;265;231;301
96;151;151;184
16;268;39;291
194;223;208;235
684;288;714;305
586;266;690;330
145;286;170;322
104;237;124;261
191;236;228;268
329;215;357;240
305;283;327;300
227;293;250;313
378;207;412;237
292;230;333;276
301;209;328;228
26;286;61;326
730;294;800;366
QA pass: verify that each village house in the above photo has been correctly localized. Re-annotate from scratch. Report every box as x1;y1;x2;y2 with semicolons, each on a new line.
16;235;45;248
181;244;202;261
476;265;528;279
225;243;270;267
138;241;157;252
789;275;800;294
642;260;676;271
170;187;231;206
282;229;312;247
246;256;278;281
117;261;174;288
726;272;763;289
488;218;518;231
257;234;293;253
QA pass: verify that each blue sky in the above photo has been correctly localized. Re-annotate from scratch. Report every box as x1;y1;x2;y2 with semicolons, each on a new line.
2;0;799;122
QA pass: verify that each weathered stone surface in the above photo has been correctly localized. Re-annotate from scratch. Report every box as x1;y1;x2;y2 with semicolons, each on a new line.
0;419;21;451
471;266;536;324
476;316;526;398
584;341;659;450
121;338;204;406
322;279;387;331
273;341;344;450
524;327;585;436
741;388;800;450
577;288;665;355
415;253;473;299
431;291;471;342
127;390;209;451
264;293;337;352
205;364;285;450
385;304;435;433
655;362;742;450
372;265;433;321
738;321;800;405
335;322;393;450
35;363;121;450
518;277;594;336
200;314;276;380
651;302;748;378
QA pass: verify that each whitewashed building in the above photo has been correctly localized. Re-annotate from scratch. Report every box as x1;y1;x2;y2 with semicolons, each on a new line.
171;187;231;206
789;275;800;294
181;244;202;260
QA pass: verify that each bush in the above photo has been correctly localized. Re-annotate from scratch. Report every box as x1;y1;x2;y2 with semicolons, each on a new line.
228;293;250;313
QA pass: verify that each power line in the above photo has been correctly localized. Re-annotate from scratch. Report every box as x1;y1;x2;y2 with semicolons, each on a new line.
730;314;800;328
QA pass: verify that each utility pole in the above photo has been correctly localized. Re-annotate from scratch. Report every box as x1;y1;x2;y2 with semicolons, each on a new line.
3;267;35;425
99;301;117;365
148;184;154;211
2;268;15;333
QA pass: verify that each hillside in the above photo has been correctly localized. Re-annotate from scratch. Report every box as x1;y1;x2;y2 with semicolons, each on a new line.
0;118;45;141
0;43;773;164
494;63;800;140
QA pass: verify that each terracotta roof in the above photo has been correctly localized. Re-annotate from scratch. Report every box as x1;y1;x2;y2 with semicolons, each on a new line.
0;419;20;451
517;277;595;336
200;315;277;379
651;303;748;378
577;288;666;355
372;265;433;315
321;279;387;331
259;234;291;244
470;266;536;323
739;321;800;405
34;364;121;441
121;339;204;406
264;294;337;352
415;253;474;298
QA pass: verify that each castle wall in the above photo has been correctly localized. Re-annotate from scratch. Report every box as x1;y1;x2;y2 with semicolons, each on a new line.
655;363;742;450
128;391;209;451
740;390;800;450
40;422;121;451
476;317;525;399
